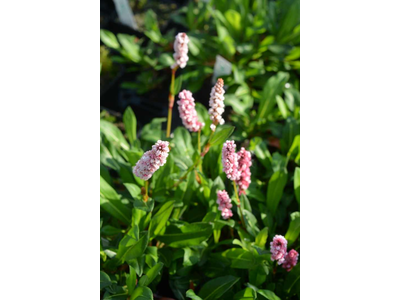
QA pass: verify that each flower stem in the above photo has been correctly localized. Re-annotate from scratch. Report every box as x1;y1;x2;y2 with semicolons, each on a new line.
144;181;149;202
166;67;178;138
233;181;246;229
197;130;203;172
197;129;201;153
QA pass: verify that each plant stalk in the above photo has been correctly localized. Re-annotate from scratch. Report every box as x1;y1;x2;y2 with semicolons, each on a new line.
166;66;178;138
233;181;246;229
144;181;149;202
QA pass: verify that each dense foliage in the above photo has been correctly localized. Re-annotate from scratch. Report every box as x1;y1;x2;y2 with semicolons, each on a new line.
100;0;300;299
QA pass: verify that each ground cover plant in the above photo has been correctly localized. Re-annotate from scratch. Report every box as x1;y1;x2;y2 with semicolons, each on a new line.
100;1;300;299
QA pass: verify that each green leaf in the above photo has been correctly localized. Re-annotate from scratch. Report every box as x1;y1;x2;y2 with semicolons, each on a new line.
234;288;256;300
117;34;141;63
159;53;175;68
100;197;131;225
283;264;300;295
173;75;183;96
257;290;281;300
100;176;131;224
286;135;300;164
242;209;260;237
266;170;288;215
222;248;257;269
133;198;154;212
285;212;300;246
131;286;153;300
140;118;166;144
124;183;141;199
157;222;212;248
149;201;174;238
183;247;200;267
123;106;137;144
255;227;269;248
100;119;129;150
276;95;288;119
256;72;289;122
138;262;164;286
224;9;242;38
121;232;149;262
209;126;235;146
294;167;300;204
198;275;240;300
100;29;120;49
252;139;272;170
186;289;203;300
100;271;113;290
127;266;137;295
100;175;119;200
172;127;194;159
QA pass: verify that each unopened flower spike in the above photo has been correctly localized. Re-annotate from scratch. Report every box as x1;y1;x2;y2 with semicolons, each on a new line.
236;147;252;195
132;140;170;181
282;249;299;272
217;190;233;219
222;140;241;181
172;33;189;69
270;235;288;264
177;90;204;132
208;78;225;131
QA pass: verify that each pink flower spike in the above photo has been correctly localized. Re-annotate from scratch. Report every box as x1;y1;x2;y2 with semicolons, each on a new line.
217;190;233;219
222;140;241;181
132;140;170;181
270;235;288;264
236;147;252;195
177;90;204;132
208;78;225;131
172;33;189;69
282;249;299;272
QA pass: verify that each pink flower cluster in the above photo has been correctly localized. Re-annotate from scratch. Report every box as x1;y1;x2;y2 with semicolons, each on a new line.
236;147;252;195
282;249;299;272
172;33;189;69
132;140;170;180
208;78;225;131
217;190;233;219
270;235;299;272
222;140;241;181
177;90;204;132
270;235;288;264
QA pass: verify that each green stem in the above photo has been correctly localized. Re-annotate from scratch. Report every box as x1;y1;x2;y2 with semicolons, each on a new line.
198;130;203;172
197;129;201;153
233;181;246;230
144;181;149;202
166;67;178;138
